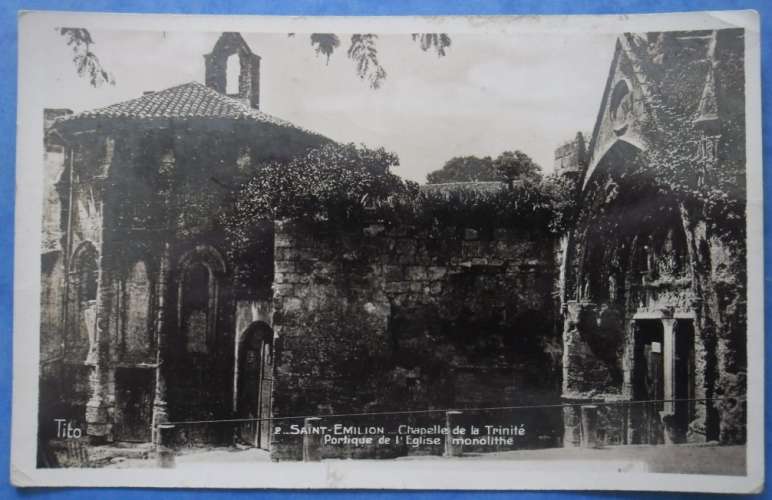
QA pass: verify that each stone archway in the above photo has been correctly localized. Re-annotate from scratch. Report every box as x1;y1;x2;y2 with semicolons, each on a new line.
562;140;703;445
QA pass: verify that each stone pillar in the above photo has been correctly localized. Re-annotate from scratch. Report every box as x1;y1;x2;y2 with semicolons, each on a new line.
661;318;677;415
580;405;598;448
562;405;582;448
623;322;638;445
562;301;600;397
444;411;463;457
156;424;176;468
152;242;172;444
302;417;322;462
152;147;176;444
687;308;707;443
85;262;113;442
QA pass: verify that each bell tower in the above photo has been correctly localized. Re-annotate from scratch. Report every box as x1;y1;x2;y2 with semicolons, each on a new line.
204;32;261;110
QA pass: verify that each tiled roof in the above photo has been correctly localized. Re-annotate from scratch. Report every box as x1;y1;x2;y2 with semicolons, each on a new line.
58;82;312;132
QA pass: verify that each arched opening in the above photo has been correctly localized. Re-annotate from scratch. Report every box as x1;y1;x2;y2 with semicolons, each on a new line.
225;53;240;95
609;80;631;122
55;241;99;442
572;140;692;311
169;246;229;444
180;262;213;354
74;242;98;304
124;260;151;356
176;246;226;356
565;139;699;445
235;322;273;449
70;241;98;353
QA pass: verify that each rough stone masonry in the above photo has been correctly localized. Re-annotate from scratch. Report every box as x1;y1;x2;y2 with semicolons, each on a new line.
270;220;563;460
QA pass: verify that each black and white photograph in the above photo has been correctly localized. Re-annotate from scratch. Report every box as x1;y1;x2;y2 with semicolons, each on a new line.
12;11;763;492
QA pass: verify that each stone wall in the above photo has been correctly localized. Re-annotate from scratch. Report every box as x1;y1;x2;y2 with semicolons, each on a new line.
553;132;587;180
270;220;562;460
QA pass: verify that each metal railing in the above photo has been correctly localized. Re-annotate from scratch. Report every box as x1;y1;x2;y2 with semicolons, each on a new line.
152;397;743;468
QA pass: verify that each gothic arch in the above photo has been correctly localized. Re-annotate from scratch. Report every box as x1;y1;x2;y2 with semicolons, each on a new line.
570;140;694;311
582;138;646;193
563;138;697;400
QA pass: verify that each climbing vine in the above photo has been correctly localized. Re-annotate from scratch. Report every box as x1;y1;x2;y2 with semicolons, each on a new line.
624;32;746;245
221;142;574;258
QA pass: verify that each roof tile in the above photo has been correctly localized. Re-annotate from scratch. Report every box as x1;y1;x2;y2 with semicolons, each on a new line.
59;81;314;134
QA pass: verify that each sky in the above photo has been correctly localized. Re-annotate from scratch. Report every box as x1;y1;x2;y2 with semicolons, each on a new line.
30;28;618;183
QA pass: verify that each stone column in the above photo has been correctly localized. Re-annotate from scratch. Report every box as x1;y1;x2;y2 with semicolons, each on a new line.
580;405;598;448
152;147;176;444
689;317;708;443
661;318;677;415
444;410;463;457
623;321;639;445
85;261;113;443
156;424;176;468
152;242;172;444
562;405;582;448
303;417;322;462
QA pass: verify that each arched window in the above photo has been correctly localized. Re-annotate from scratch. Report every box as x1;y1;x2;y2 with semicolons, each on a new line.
609;80;633;134
125;260;151;355
69;241;99;354
181;262;211;353
75;243;98;303
177;246;225;355
226;53;240;95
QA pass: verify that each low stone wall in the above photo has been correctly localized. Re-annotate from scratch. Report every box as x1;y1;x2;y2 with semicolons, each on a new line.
270;220;561;460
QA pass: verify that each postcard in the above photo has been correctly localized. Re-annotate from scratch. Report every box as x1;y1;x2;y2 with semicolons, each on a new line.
11;9;763;492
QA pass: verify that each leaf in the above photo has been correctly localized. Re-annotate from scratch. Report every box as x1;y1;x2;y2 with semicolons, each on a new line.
411;33;451;57
57;27;115;87
310;33;340;64
347;34;387;89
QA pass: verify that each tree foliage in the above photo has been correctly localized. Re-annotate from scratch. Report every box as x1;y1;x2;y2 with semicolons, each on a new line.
310;33;340;64
412;33;452;56
426;156;497;184
347;34;388;89
61;29;452;90
426;150;543;187
224;143;577;252
57;28;115;87
624;31;746;243
494;150;543;187
223;143;407;251
397;182;560;234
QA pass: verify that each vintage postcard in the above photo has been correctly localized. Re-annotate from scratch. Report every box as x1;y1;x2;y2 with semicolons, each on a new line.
11;10;763;492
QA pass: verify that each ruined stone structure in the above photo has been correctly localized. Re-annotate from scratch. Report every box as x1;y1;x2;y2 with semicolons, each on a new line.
553;132;587;183
39;33;328;460
40;33;562;463
38;29;747;464
560;29;747;446
270;221;561;459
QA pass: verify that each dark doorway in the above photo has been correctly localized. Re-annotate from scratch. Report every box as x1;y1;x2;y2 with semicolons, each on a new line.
673;320;695;442
113;368;155;442
632;320;664;444
236;322;273;449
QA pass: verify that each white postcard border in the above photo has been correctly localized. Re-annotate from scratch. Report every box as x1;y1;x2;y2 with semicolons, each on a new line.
11;9;764;492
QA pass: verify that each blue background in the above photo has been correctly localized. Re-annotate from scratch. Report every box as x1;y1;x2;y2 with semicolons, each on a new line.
0;0;768;498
